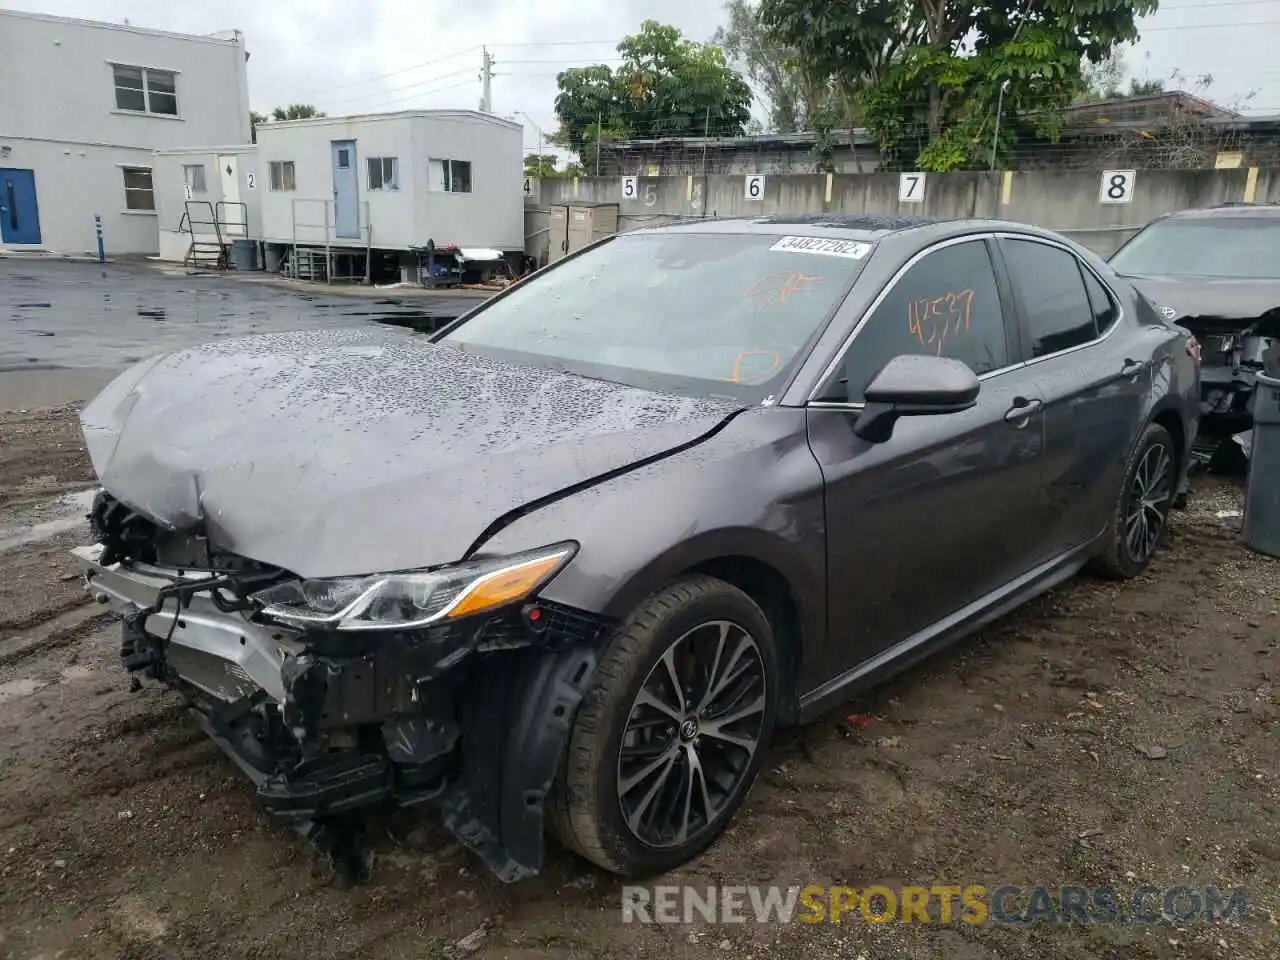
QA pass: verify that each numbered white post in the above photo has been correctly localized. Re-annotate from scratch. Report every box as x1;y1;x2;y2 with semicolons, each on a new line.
183;183;192;201
899;172;926;203
621;176;638;200
1099;170;1135;204
745;174;765;200
246;172;256;190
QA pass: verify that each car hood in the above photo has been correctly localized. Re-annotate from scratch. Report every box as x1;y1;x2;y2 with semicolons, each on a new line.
81;327;743;578
1123;274;1280;326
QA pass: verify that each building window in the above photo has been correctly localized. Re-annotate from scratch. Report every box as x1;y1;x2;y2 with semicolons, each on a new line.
269;160;296;192
122;167;155;210
183;164;207;194
428;158;472;193
112;65;178;116
367;157;399;190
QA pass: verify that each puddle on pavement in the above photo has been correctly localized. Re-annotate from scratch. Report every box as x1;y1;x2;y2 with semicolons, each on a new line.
0;678;45;704
0;488;96;554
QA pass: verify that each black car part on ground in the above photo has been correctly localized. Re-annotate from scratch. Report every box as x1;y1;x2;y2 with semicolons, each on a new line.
92;491;614;882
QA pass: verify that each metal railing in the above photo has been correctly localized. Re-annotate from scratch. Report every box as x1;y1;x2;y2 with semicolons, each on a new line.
288;197;373;284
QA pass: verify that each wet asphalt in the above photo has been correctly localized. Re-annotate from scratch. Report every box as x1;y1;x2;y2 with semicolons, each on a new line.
1;258;483;374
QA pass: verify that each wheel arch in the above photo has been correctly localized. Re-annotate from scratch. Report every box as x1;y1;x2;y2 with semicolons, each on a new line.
540;528;822;727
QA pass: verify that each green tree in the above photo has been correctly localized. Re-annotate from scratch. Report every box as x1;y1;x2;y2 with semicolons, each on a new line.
249;110;268;143
524;154;560;177
271;103;326;121
711;0;839;134
760;0;1159;171
552;21;752;165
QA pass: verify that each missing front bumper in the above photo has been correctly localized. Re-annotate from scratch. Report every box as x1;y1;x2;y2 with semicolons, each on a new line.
73;542;611;881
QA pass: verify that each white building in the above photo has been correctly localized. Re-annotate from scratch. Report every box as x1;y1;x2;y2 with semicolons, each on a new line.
0;9;250;256
152;145;261;262
255;111;524;254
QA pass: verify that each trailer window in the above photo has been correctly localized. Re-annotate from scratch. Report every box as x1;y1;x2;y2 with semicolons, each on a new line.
269;161;296;192
368;157;399;190
428;158;471;193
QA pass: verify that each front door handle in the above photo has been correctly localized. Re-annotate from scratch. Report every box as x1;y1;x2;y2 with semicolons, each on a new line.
1004;398;1042;423
1121;358;1145;377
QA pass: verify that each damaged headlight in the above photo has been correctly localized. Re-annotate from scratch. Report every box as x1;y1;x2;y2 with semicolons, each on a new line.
251;542;577;631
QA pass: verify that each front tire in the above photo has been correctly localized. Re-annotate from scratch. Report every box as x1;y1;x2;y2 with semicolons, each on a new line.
548;576;778;877
1090;422;1176;579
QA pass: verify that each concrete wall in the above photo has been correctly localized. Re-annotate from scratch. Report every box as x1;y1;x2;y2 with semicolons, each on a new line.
0;9;250;255
523;167;1280;262
152;146;262;262
254;111;523;251
412;112;524;251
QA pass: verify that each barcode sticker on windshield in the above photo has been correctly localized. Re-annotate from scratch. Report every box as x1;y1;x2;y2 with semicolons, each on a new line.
770;236;872;259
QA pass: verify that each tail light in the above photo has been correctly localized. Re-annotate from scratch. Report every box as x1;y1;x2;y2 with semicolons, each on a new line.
1186;335;1202;363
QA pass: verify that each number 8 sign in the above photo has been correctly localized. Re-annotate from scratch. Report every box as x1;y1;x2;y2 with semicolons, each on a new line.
1099;169;1135;204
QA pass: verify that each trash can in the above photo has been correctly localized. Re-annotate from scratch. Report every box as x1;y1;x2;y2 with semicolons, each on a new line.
1243;371;1280;557
230;239;259;271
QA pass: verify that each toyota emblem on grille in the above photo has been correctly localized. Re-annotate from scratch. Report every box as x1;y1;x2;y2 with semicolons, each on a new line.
1159;305;1177;320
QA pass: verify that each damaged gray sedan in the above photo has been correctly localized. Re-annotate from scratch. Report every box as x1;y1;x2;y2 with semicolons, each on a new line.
73;215;1199;882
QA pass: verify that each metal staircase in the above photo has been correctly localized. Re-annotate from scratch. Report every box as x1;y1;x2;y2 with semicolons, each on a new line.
180;200;249;271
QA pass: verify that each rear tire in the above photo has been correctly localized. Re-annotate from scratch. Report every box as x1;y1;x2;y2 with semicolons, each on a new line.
1090;422;1176;579
548;576;778;877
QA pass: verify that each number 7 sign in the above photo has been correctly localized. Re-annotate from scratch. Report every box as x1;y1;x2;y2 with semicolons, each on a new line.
899;172;926;203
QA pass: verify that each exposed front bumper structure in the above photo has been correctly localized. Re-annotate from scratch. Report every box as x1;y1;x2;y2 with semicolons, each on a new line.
72;543;611;881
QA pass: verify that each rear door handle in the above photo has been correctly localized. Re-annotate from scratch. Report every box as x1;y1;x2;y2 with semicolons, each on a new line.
1121;358;1145;377
1004;398;1042;423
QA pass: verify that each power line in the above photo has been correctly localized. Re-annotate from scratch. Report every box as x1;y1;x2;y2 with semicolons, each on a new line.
1140;17;1280;30
321;77;480;116
285;45;481;99
321;66;479;108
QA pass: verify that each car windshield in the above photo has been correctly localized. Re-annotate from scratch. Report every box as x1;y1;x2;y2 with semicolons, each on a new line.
439;231;874;400
1110;217;1280;279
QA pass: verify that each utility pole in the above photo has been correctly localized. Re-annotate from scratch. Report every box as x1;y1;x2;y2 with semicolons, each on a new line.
479;47;493;113
989;79;1009;172
595;112;602;176
700;105;710;217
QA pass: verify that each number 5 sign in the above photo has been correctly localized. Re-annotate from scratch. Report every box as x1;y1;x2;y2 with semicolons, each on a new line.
1099;169;1135;204
621;176;638;200
744;174;765;200
899;172;926;203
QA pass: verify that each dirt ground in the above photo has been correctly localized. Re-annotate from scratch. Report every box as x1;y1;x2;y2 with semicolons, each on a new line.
0;401;1277;960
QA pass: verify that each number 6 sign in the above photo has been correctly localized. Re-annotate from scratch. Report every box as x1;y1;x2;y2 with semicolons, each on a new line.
744;174;765;200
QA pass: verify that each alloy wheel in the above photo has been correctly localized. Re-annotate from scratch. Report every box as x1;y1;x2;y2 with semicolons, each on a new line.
1125;440;1172;563
616;620;768;849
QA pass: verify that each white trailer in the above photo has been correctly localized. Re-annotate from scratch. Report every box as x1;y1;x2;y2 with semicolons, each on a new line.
254;110;523;272
151;145;261;263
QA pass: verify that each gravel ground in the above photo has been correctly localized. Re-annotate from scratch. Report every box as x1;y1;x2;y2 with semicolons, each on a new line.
0;401;1277;960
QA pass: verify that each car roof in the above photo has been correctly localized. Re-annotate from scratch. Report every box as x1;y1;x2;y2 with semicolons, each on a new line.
633;213;1067;244
1157;203;1280;221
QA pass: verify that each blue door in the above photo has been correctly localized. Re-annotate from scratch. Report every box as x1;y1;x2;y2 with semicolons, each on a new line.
0;168;42;244
330;140;359;239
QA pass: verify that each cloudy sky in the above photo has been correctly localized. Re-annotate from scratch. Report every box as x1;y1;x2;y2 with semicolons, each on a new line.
7;0;1278;155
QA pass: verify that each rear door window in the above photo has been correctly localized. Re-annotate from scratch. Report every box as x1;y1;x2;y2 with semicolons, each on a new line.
836;239;1010;400
1000;239;1098;357
1080;266;1119;336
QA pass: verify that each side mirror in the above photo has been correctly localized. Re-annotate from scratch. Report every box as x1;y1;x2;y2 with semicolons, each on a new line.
853;354;980;443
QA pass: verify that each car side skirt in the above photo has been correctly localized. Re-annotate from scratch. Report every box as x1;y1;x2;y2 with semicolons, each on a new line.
797;538;1099;723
